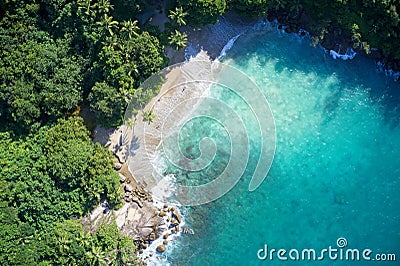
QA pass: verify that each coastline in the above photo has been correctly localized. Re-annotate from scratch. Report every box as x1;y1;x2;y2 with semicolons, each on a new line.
121;52;214;265
92;11;399;265
159;13;400;265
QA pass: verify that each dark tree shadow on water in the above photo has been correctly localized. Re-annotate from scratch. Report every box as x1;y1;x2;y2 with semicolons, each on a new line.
223;31;400;129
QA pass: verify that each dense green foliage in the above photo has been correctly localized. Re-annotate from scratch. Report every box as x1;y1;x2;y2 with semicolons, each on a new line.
230;0;268;17
0;0;168;130
0;117;129;264
0;28;85;129
177;0;227;26
299;0;400;59
89;29;166;127
0;0;171;263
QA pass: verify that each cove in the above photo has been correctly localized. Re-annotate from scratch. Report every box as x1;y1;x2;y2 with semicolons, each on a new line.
161;26;400;265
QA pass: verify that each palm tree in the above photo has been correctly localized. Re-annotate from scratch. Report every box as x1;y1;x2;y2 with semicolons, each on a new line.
77;0;91;16
97;14;119;36
102;35;118;49
76;231;91;250
96;0;114;15
125;61;139;77
169;7;187;27
121;20;140;40
57;236;72;254
168;30;187;50
142;110;155;125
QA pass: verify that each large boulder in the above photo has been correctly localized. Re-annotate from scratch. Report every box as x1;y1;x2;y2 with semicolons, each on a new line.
124;184;133;192
132;196;143;208
119;173;126;182
156;245;166;253
114;203;130;229
114;162;122;170
121;202;166;241
172;209;181;223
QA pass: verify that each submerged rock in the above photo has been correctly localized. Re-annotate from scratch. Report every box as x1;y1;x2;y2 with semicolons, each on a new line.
156;245;166;252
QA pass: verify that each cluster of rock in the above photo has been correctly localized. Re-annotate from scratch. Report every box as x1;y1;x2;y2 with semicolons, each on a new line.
122;182;152;207
90;123;184;261
142;204;182;255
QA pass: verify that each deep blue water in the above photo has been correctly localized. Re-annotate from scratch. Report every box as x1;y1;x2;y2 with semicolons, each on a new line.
164;28;400;265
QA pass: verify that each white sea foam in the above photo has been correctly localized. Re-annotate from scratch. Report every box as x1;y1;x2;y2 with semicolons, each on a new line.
217;34;242;61
329;48;357;60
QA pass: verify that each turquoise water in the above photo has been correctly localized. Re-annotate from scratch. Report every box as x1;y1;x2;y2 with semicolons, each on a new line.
167;29;400;265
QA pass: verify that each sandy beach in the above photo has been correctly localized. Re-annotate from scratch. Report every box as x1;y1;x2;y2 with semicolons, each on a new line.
116;13;267;263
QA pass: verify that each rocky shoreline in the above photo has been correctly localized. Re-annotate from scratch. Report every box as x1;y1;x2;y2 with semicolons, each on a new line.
87;125;187;265
86;51;215;264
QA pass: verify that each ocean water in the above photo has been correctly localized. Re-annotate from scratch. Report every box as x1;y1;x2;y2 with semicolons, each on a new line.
163;28;400;265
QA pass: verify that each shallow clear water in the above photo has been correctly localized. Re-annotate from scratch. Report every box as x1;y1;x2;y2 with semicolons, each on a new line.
165;29;400;265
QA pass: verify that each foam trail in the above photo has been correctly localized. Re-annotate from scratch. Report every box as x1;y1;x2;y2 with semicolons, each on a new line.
217;34;241;61
329;48;357;60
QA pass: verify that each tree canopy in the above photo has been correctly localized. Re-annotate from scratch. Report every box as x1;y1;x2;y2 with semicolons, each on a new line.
0;117;127;264
177;0;227;26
